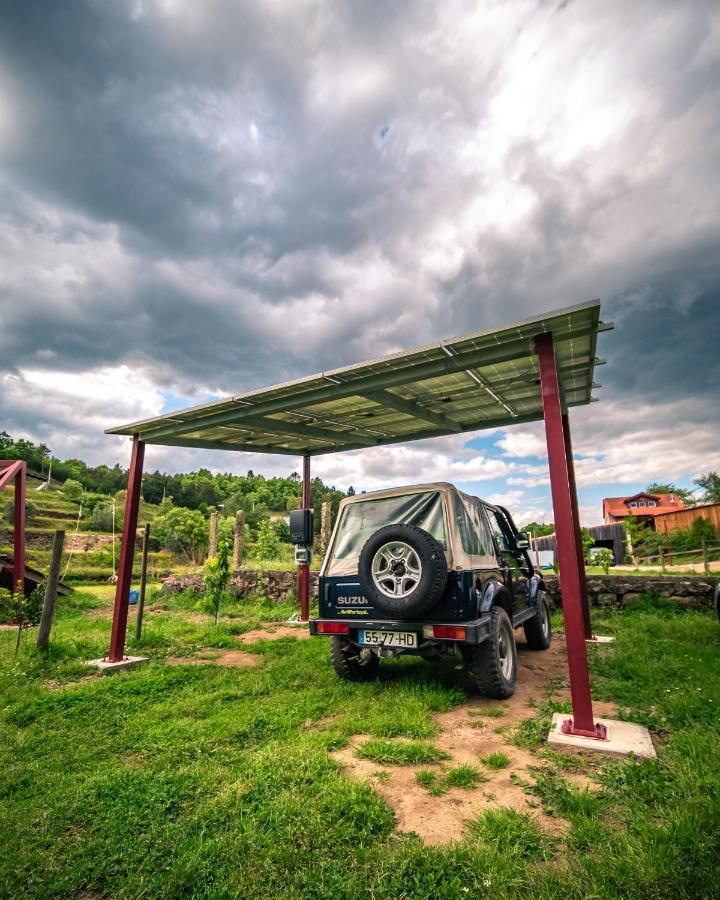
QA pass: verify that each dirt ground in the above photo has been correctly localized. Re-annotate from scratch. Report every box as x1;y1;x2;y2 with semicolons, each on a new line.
331;637;617;845
235;623;312;643
165;648;261;667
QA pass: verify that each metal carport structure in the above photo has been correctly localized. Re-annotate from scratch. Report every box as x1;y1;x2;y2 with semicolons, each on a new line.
105;300;612;740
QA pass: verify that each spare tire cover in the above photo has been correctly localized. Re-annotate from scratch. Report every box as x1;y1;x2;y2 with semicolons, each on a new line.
358;524;448;620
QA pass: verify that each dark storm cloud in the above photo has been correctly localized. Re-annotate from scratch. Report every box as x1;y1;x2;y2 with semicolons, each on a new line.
0;0;718;479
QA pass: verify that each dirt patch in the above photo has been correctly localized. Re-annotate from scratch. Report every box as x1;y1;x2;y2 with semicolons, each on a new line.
165;649;261;667
235;623;311;644
331;637;615;845
0;623;18;632
44;675;100;691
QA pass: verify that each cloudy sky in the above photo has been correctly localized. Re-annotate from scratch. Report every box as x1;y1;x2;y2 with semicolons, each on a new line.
1;0;719;525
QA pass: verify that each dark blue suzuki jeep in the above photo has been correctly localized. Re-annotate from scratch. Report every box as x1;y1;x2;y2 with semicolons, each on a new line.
308;482;552;698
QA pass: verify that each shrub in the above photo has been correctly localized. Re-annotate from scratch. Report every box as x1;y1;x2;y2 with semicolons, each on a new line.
4;498;38;524
203;540;232;625
88;503;114;532
0;584;44;653
62;479;83;502
255;518;281;564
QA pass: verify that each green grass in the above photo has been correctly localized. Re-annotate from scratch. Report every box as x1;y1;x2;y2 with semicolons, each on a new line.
0;589;719;898
416;764;487;795
477;705;506;718
356;739;449;765
481;751;510;769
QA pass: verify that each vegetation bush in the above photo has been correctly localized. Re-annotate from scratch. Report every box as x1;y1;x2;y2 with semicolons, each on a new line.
3;498;38;524
62;479;83;502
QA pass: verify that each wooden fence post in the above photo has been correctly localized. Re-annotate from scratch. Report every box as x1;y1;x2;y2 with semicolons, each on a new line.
702;538;709;574
233;510;245;569
208;510;218;558
36;530;65;651
320;501;332;558
659;547;665;573
134;523;150;642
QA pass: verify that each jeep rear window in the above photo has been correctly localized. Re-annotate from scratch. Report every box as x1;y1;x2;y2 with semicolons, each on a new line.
330;491;447;562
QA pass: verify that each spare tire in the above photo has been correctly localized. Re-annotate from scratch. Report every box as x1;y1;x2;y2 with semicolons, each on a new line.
358;524;448;620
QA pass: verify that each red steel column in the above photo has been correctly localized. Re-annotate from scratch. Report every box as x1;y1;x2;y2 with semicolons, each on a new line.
298;453;311;622
562;413;593;640
108;435;145;662
535;333;604;738
13;462;26;594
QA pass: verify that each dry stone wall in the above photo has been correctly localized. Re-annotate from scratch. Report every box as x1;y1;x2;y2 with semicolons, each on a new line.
162;570;320;604
161;570;718;609
543;574;718;609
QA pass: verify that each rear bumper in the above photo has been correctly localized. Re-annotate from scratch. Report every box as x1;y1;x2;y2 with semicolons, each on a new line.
309;615;492;645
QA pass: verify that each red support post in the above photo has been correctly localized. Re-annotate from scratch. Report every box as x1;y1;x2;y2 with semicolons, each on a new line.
14;463;26;594
562;413;593;640
0;461;26;593
298;453;311;622
535;333;605;739
108;435;145;662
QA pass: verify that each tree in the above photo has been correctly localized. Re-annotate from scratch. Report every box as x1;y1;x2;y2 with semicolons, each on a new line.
203;540;232;625
0;584;44;654
154;506;209;563
255;518;281;565
581;527;595;562
694;472;720;505
524;522;555;538
645;482;696;507
62;479;83;502
623;511;650;565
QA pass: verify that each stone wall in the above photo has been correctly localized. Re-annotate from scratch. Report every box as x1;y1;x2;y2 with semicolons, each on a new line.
161;570;718;609
162;569;319;604
543;574;718;609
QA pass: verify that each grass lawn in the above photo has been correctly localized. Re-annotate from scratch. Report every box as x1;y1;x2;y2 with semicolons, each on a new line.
1;588;719;898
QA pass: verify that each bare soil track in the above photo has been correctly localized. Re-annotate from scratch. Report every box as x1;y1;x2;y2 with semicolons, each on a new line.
332;637;617;845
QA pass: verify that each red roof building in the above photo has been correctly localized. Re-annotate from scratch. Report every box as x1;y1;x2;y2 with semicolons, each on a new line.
603;492;685;527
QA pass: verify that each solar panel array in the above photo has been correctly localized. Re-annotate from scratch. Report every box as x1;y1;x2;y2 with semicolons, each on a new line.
107;301;609;456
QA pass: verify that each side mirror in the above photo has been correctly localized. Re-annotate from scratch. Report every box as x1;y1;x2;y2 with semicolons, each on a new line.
515;532;530;550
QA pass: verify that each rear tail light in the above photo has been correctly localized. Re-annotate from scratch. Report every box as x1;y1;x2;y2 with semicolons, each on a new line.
423;625;467;640
316;622;350;635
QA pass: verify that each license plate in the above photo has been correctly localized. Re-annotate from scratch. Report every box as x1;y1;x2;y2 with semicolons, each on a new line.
359;630;418;648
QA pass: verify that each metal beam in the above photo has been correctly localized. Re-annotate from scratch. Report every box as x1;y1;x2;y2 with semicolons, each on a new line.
563;412;592;640
122;324;604;443
220;416;379;447
361;389;462;432
1;461;27;593
108;436;145;662
298;453;311;622
148;437;306;456
535;333;603;739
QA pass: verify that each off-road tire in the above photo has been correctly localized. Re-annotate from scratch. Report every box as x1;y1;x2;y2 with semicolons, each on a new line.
523;592;552;650
330;636;380;682
358;524;448;620
462;607;517;699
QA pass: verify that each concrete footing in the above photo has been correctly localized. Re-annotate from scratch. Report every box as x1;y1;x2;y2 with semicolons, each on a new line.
548;712;656;759
87;655;149;674
586;635;616;644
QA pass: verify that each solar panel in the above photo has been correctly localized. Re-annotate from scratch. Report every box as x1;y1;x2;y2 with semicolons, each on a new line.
106;301;611;455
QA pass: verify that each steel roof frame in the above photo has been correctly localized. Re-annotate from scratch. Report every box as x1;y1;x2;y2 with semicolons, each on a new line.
103;301;614;744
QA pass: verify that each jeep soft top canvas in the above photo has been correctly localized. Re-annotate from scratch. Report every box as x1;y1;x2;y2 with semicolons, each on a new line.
310;482;553;697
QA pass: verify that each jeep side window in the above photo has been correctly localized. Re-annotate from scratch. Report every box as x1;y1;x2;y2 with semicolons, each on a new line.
486;507;511;554
453;493;480;555
454;492;495;558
